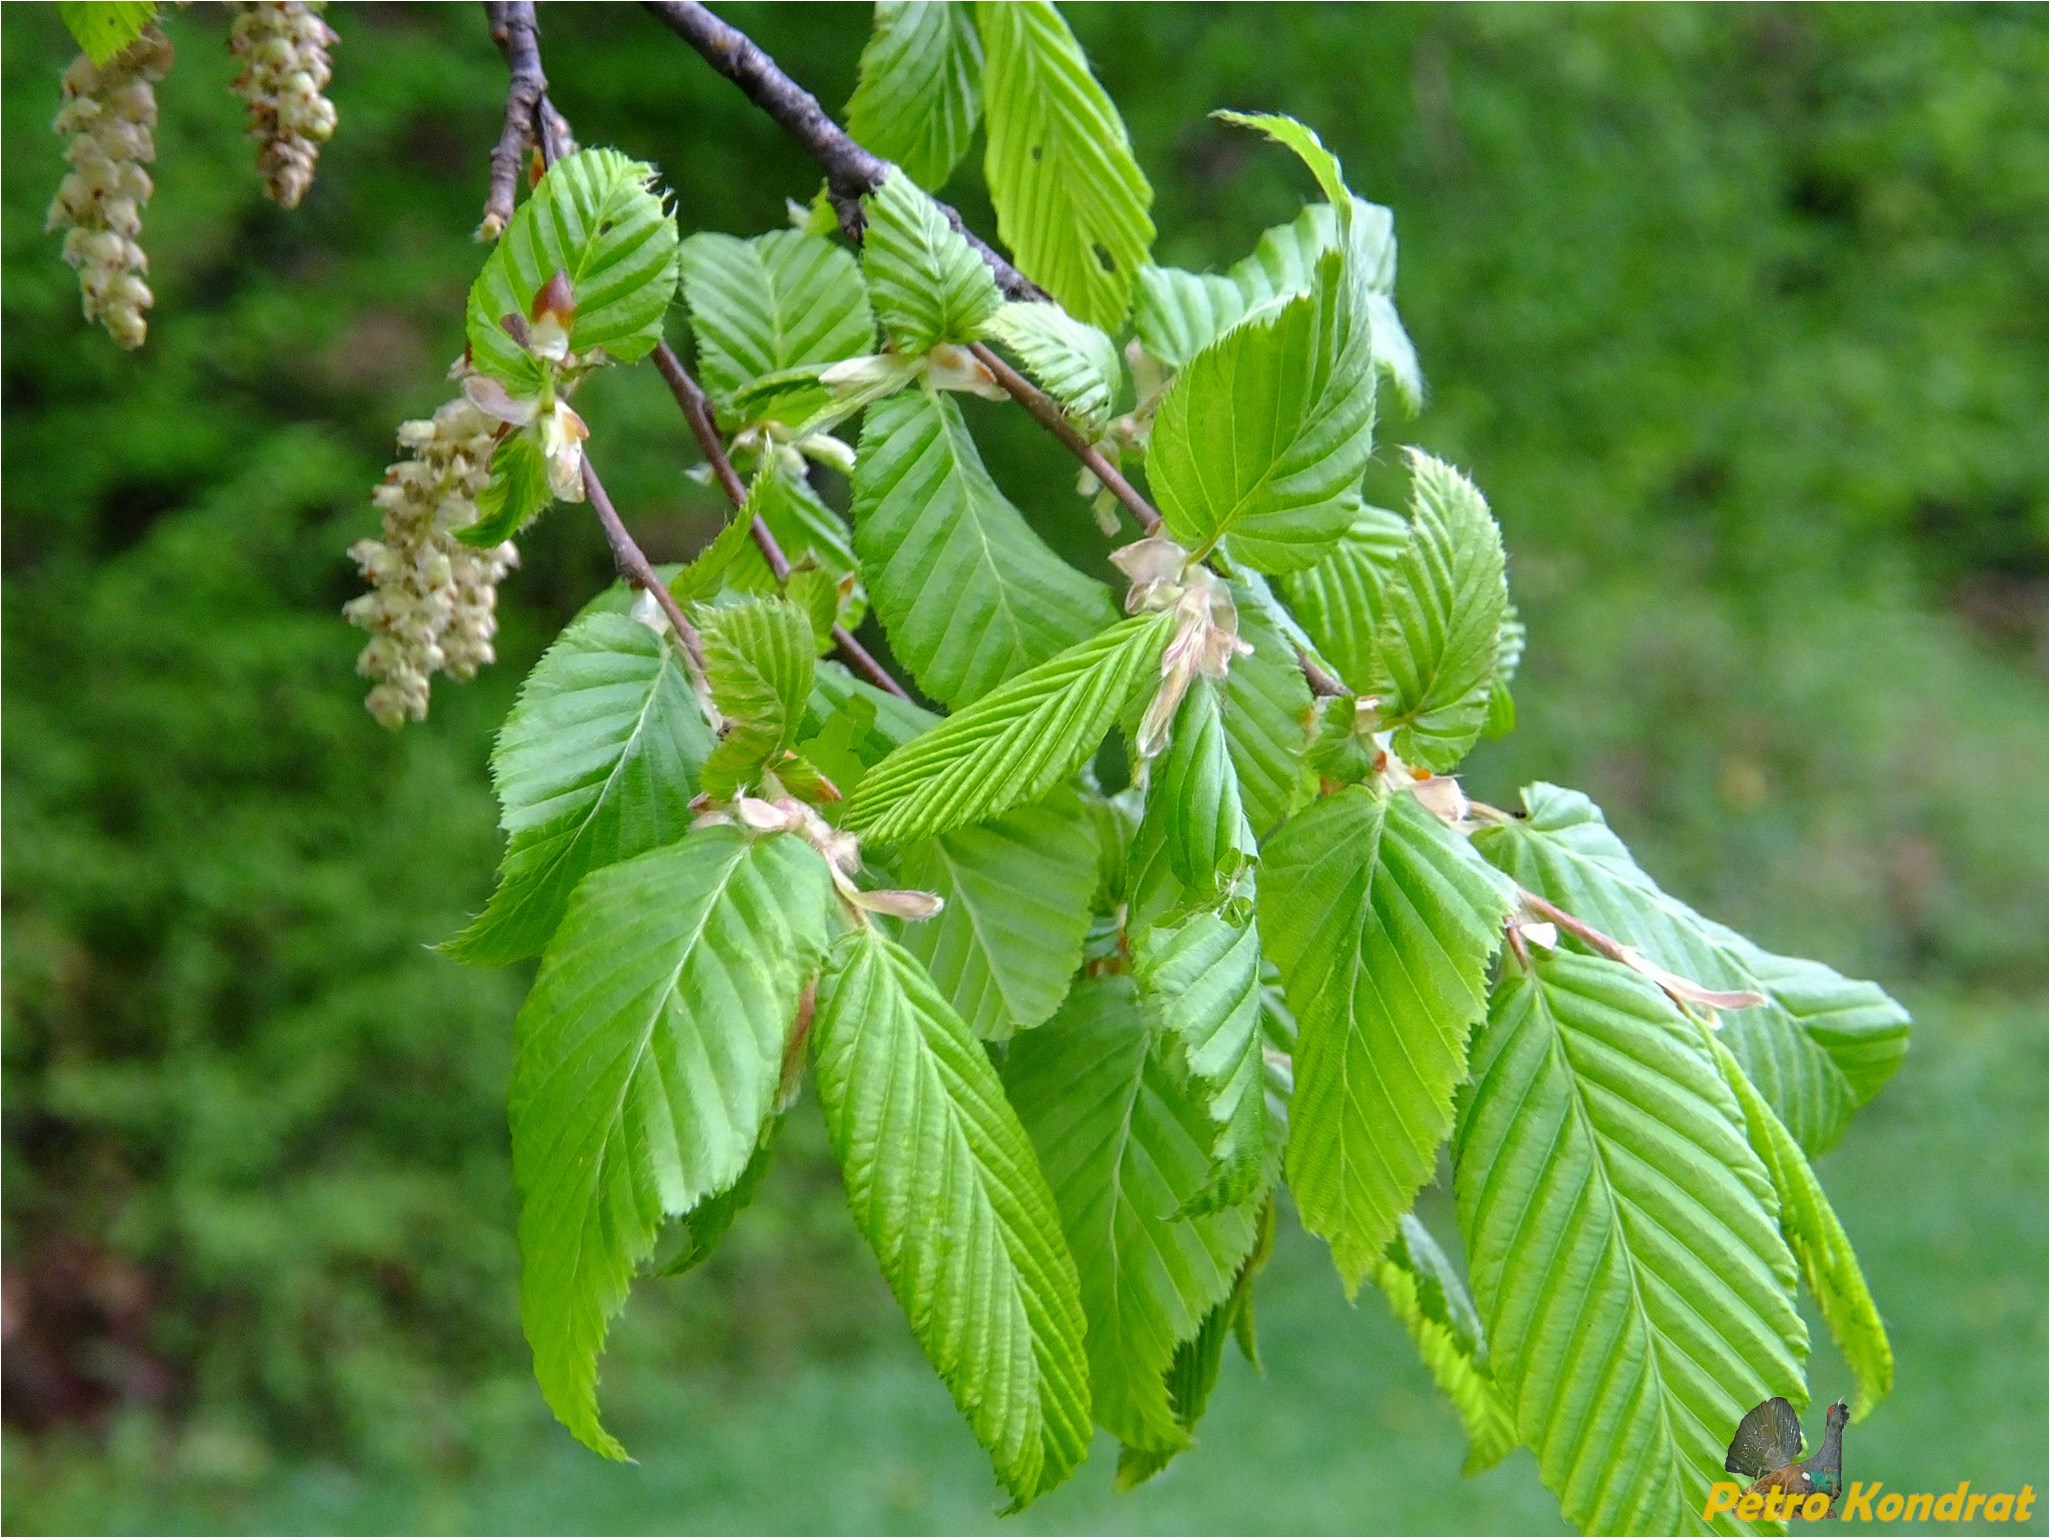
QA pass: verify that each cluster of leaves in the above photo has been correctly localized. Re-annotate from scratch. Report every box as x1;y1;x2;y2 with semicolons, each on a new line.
429;4;1910;1530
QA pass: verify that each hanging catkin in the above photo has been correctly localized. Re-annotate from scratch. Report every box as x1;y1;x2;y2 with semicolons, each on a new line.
227;1;338;209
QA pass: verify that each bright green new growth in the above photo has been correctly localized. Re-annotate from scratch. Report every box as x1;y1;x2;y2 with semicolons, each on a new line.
397;14;1911;1529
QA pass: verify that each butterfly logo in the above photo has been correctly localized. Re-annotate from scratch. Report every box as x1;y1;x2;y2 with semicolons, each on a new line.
1724;1396;1850;1515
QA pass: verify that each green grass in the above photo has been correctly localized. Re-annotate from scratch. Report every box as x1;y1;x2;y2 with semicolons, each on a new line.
9;987;2040;1537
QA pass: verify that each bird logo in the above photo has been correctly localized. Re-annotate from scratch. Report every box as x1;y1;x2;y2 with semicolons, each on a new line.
1724;1396;1850;1516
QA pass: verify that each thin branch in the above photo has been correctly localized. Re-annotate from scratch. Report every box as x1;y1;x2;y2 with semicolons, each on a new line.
968;342;1162;536
485;1;912;702
480;2;546;237
1515;888;1769;1013
639;0;1043;301
581;454;709;680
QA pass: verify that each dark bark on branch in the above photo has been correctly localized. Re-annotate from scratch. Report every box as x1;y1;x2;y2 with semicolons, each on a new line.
639;0;1044;302
481;2;548;236
581;455;709;677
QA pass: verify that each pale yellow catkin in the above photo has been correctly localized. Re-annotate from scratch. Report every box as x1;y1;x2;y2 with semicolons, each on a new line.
228;0;338;209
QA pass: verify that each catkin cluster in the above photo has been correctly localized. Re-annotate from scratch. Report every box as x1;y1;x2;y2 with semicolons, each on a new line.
344;398;520;729
45;26;174;350
228;1;338;209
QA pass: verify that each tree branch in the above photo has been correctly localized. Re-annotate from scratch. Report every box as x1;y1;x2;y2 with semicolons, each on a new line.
968;342;1161;537
639;0;1044;301
485;0;911;702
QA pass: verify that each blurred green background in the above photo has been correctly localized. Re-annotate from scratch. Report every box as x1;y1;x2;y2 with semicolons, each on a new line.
3;4;2043;1533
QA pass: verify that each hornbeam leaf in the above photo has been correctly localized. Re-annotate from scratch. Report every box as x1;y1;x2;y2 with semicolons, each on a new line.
677;229;875;406
1277;501;1409;693
1483;603;1527;739
469;148;681;389
1703;1028;1893;1419
1006;975;1259;1453
1134;904;1271;1214
845;611;1178;847
976;0;1155;329
1141;676;1252;898
1367;452;1508;772
845;0;983;191
1213;110;1351;209
445;613;713;965
510;828;840;1458
1374;1215;1517;1476
1133;265;1248;374
1260;787;1511;1291
863;169;1002;355
656;1116;781;1278
896;785;1099;1040
462;426;555;548
978;302;1123;436
853;389;1116;709
1474;782;1912;1153
697;596;816;797
1221;592;1315;838
1454;950;1808;1535
813;926;1091;1508
1146;246;1376;572
56;2;156;66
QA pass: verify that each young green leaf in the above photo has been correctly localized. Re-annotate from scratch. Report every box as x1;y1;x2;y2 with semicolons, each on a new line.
1221;591;1315;838
677;229;875;405
863;169;1002;355
1260;787;1512;1291
445;612;714;965
895;785;1099;1040
1006;975;1260;1453
1277;500;1409;692
976;0;1155;329
1483;603;1526;738
1703;1027;1894;1419
1134;905;1271;1214
1146;247;1377;572
1455;950;1808;1535
853;389;1116;708
978;302;1123;436
461;426;555;547
1367;452;1508;772
1474;782;1912;1153
697;596;816;797
56;1;157;66
1374;1215;1517;1476
813;926;1091;1508
845;0;983;191
845;611;1178;847
1140;677;1252;900
1213;110;1351;209
468;148;681;388
1133;266;1248;374
511;827;840;1458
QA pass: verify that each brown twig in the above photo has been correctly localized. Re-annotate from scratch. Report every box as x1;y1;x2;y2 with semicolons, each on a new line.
581;455;709;679
1515;888;1768;1012
480;2;547;237
486;1;911;702
639;0;1043;301
968;342;1161;536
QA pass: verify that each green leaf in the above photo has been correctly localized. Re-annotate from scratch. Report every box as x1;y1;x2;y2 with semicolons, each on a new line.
1146;249;1377;572
445;613;714;965
1213;110;1350;208
896;785;1099;1040
1455;950;1808;1534
678;229;876;406
813;926;1090;1508
978;301;1122;436
1474;782;1912;1153
657;1116;780;1278
1483;603;1526;739
976;0;1154;329
1115;1197;1276;1489
511;828;840;1457
846;611;1177;847
460;427;554;548
1006;974;1259;1453
1221;591;1315;838
809;659;941;760
56;1;155;66
1133;904;1271;1214
863;168;1002;355
846;0;983;191
1277;501;1409;692
697;597;817;797
1260;787;1512;1291
1133;266;1248;374
1141;677;1252;900
1703;1027;1894;1419
1367;452;1508;772
853;389;1116;709
1374;1215;1517;1476
468;148;681;387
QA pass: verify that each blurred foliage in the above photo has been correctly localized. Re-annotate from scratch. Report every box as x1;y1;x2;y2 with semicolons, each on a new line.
2;3;2042;1531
